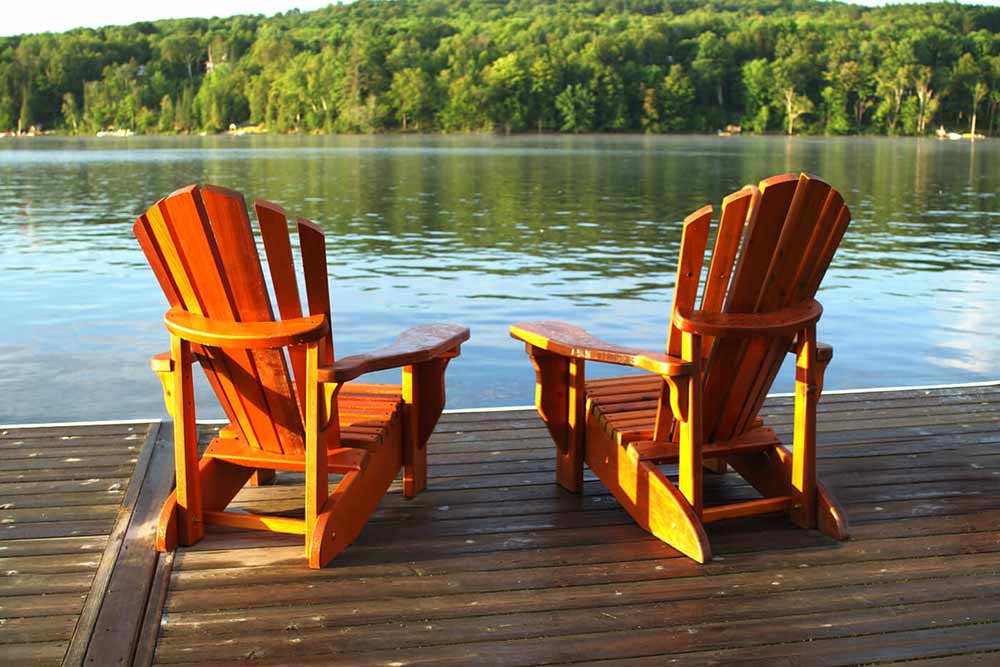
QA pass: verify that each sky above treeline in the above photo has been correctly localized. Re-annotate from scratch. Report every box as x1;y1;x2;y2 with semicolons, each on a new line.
2;0;999;38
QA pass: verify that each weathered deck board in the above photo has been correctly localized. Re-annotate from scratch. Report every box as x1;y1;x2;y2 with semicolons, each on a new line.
3;384;1000;666
0;422;155;667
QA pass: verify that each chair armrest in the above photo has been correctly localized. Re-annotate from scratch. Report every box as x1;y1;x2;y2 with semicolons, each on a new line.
317;324;470;384
164;307;328;349
672;299;823;339
150;351;173;373
788;339;833;363
510;321;692;376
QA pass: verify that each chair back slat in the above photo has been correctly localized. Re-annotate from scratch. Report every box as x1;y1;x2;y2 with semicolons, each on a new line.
199;186;305;454
804;205;851;298
654;206;711;442
256;200;308;417
699;186;758;364
296;217;340;448
297;218;335;366
666;205;712;358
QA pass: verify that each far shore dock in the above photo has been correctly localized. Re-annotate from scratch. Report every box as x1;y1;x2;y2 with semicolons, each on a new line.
2;381;999;665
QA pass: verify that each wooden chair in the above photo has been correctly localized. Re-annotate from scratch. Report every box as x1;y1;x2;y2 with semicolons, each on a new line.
511;173;850;562
134;184;469;568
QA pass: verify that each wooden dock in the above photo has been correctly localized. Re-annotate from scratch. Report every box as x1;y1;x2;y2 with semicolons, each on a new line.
2;384;999;666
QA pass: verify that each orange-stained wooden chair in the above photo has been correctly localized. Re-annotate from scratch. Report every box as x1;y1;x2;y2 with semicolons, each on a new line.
134;185;469;568
511;173;850;562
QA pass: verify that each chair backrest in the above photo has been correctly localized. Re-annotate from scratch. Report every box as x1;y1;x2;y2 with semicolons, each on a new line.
666;173;851;443
134;184;335;455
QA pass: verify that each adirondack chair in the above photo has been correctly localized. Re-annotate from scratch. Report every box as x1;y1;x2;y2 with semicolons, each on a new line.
134;184;469;568
511;173;850;562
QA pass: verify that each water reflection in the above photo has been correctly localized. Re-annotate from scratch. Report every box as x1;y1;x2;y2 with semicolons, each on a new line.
0;135;997;422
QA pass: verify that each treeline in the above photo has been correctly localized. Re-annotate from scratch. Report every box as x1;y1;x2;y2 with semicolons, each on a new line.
2;0;999;136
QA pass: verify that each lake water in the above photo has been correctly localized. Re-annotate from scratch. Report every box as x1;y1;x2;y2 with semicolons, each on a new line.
0;134;997;423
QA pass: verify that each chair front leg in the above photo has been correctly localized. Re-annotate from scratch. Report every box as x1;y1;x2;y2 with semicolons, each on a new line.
526;346;585;493
169;335;204;545
667;332;703;517
402;353;454;498
791;323;819;529
304;341;329;557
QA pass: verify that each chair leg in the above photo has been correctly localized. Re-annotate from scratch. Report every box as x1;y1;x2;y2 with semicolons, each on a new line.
402;399;427;498
791;323;818;529
403;358;449;498
773;447;849;540
528;347;584;493
673;333;703;517
169;336;203;546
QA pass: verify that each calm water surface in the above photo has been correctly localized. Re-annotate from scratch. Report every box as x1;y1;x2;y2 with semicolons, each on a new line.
0;135;997;422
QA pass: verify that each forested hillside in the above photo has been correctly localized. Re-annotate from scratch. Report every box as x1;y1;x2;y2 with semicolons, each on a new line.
2;0;999;136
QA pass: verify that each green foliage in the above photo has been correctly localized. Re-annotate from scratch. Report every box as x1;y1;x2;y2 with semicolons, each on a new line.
556;83;596;133
61;92;79;131
0;0;998;135
741;59;772;133
660;64;695;131
18;88;31;131
389;67;434;130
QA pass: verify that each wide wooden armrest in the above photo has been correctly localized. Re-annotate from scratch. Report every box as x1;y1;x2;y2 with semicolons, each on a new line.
164;307;328;349
672;299;823;339
317;323;470;384
510;321;692;376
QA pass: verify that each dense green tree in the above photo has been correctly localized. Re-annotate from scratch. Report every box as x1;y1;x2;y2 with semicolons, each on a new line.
60;92;79;130
388;67;434;130
157;94;174;132
555;83;595;133
159;33;200;82
18;86;31;132
195;62;246;131
913;66;939;135
0;0;997;136
660;64;695;131
484;53;529;132
0;95;14;130
691;31;729;107
953;52;989;134
772;32;820;134
741;58;772;132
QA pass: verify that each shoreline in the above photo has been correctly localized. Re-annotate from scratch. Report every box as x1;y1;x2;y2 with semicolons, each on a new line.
1;130;993;141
